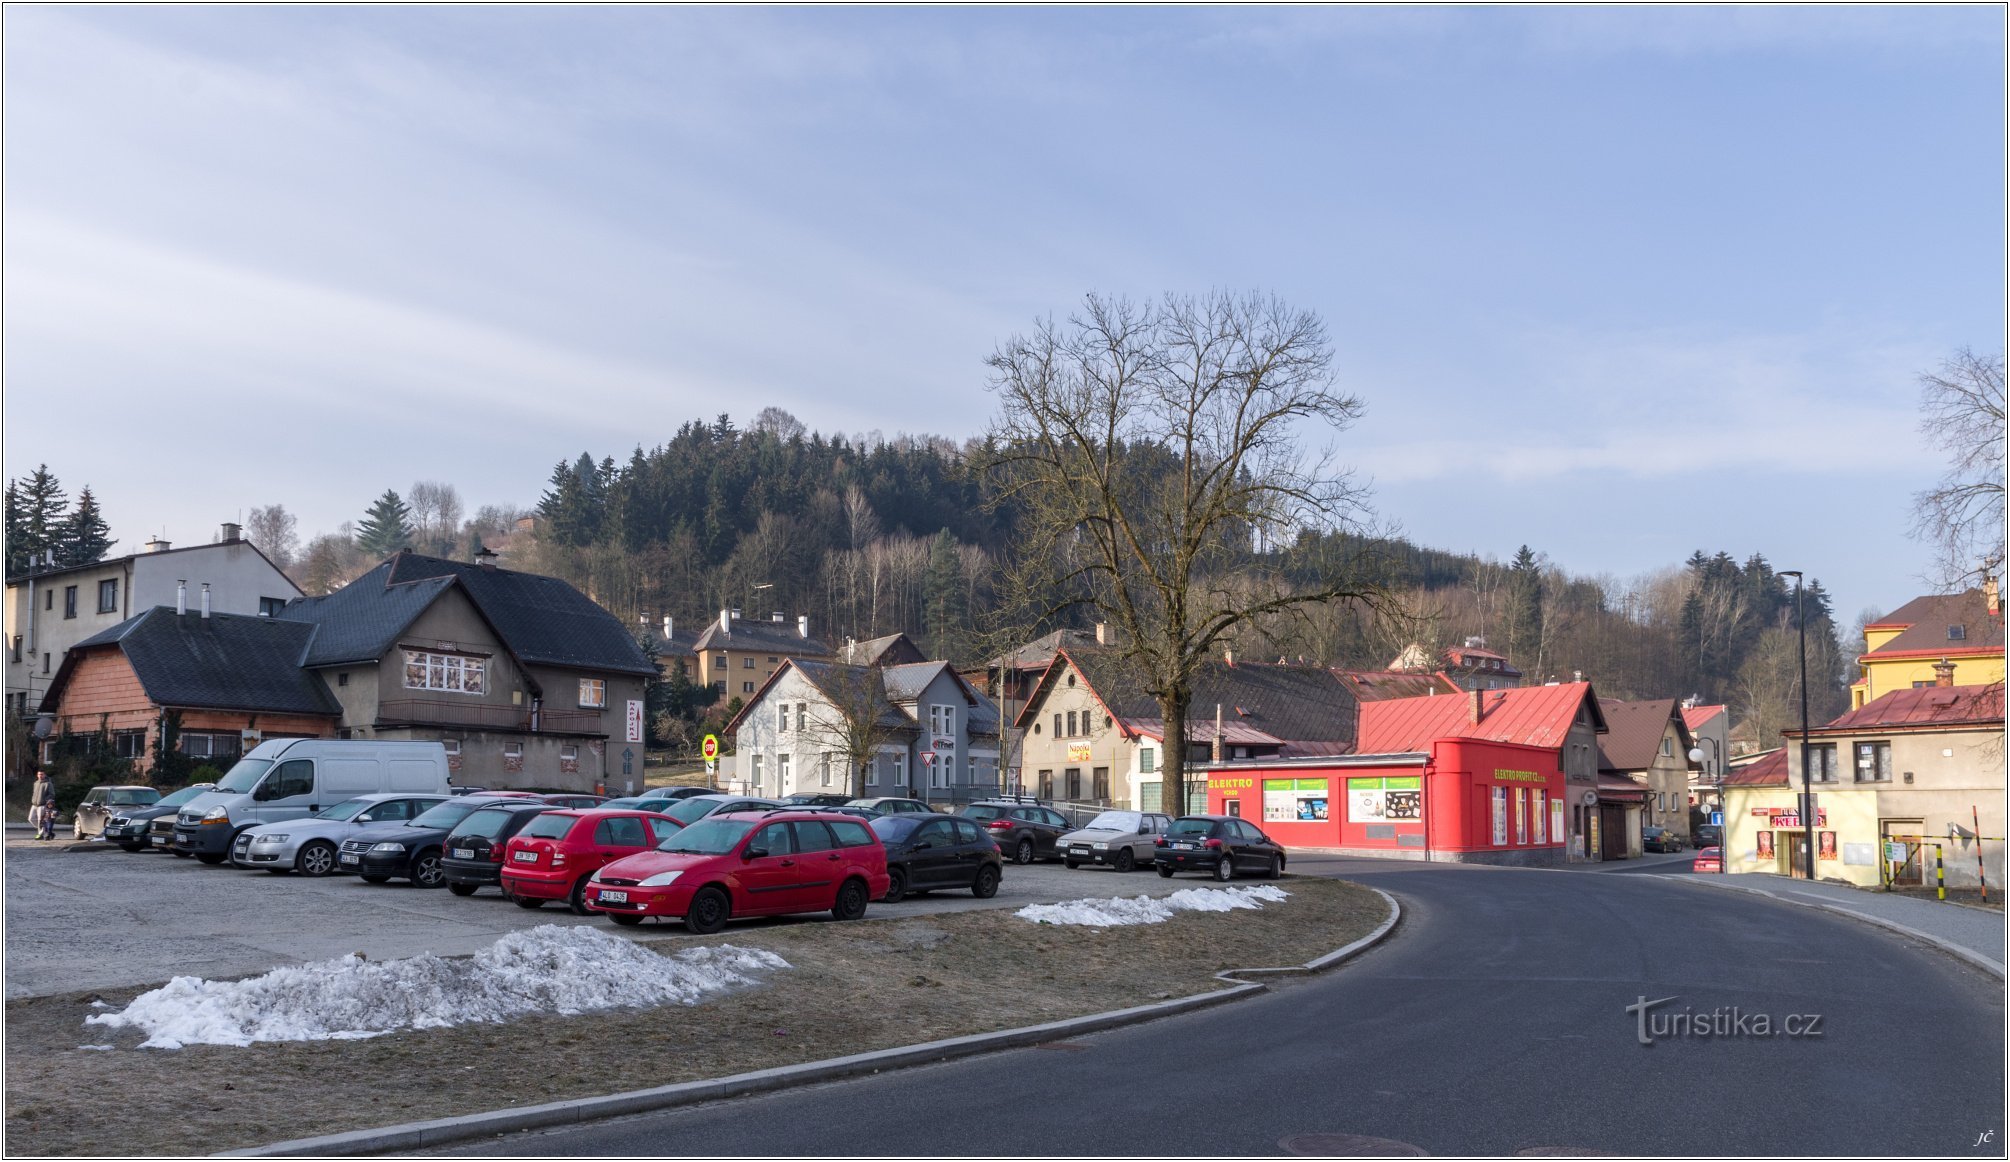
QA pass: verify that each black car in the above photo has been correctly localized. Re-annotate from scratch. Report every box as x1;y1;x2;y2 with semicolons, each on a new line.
102;783;217;851
846;797;936;817
1154;815;1286;881
1642;825;1685;854
959;799;1071;865
781;792;855;808
871;813;1004;902
440;802;557;896
341;796;519;887
1692;823;1723;849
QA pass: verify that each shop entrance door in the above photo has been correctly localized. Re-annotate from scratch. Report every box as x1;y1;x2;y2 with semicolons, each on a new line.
1883;819;1924;885
1785;834;1811;878
1598;806;1628;860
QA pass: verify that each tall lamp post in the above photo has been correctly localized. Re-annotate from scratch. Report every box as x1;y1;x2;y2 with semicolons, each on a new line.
1779;570;1815;881
1688;736;1724;874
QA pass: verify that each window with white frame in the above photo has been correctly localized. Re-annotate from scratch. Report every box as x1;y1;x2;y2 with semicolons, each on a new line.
929;703;956;738
578;678;606;708
751;754;765;792
777;752;792;791
442;739;461;757
404;650;487;695
867;754;881;786
892;751;907;788
777;705;788;732
503;742;522;760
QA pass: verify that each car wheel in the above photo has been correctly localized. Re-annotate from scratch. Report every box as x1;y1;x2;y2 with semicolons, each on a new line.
567;875;593;916
411;851;445;888
1267;854;1282;880
195;852;227;865
1063;858;1080;870
831;878;869;922
608;913;644;926
685;886;730;935
884;867;909;903
1213;854;1235;882
513;896;545;909
361;875;391;884
1014;838;1035;865
1114;848;1136;873
1156;864;1175;878
971;864;1000;899
296;841;338;878
72;824;84;840
447;882;478;897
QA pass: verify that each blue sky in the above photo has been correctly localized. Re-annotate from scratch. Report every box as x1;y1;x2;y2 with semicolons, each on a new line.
4;5;2002;624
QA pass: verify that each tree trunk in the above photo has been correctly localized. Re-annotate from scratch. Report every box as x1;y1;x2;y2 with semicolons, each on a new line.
1161;694;1188;817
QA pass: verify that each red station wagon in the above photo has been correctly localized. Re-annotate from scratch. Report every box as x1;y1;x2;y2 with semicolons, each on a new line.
584;809;890;933
501;809;679;914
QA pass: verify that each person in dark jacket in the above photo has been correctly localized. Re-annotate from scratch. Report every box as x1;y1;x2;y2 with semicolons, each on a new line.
29;770;56;840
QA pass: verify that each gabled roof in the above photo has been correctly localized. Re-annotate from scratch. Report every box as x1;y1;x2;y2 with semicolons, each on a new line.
691;615;835;658
842;633;928;668
722;657;1000;739
1681;704;1728;733
1331;669;1463;702
278;564;457;667
6;537;302;592
43;607;341;717
1797;683;2004;735
1722;748;1790;787
1862;590;2004;657
976;628;1103;674
1355;682;1605;754
1014;649;1357;749
1597;698;1693;773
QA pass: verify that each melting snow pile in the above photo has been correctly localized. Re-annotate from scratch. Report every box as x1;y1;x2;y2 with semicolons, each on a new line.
85;925;790;1049
1017;884;1290;927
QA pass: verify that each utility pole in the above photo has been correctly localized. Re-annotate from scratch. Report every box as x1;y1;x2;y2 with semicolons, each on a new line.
1780;570;1815;881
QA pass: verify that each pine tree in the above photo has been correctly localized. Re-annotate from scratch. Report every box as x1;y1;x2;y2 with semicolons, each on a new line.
923;530;967;661
1504;545;1543;670
13;465;69;570
355;490;413;557
4;480;25;575
59;487;114;566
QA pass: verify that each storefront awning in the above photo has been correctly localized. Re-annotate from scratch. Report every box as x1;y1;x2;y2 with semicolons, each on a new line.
1595;775;1646;804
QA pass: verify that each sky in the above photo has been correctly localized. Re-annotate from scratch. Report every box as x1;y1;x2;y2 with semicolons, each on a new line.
4;5;2003;626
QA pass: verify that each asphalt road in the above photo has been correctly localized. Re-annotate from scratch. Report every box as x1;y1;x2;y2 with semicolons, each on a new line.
438;854;2006;1158
0;837;1174;999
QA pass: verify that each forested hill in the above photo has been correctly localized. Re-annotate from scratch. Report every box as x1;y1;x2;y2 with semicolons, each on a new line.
502;411;1848;725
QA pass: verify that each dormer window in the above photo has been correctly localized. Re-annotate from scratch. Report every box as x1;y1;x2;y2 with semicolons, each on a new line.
1949;624;1967;641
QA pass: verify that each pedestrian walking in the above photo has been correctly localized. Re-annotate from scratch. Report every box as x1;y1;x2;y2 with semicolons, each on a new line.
28;769;56;840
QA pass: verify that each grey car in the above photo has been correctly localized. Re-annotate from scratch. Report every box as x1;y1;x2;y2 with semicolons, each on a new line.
231;793;450;876
73;785;162;840
1058;810;1174;872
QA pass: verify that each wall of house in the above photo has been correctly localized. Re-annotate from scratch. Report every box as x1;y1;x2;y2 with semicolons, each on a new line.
42;648;333;775
1017;665;1130;806
1724;782;1881;887
1638;722;1693;841
372;593;533;723
902;668;999;803
1855;651;2006;707
1786;726;2006;890
1561;719;1601;861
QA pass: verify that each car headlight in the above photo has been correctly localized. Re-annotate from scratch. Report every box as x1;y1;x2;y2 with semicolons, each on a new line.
261;835;288;844
1092;842;1108;850
202;806;229;822
638;870;683;888
370;842;407;853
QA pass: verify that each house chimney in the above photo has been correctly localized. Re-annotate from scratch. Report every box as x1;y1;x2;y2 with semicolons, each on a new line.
1095;622;1108;646
220;522;241;544
474;546;499;571
146;537;172;554
1465;635;1485;649
798;614;810;639
1988;574;2001;618
1468;689;1485;724
176;580;187;615
1934;657;1956;687
661;615;673;641
200;583;211;619
730;607;741;620
772;611;785;623
719;609;731;634
1573;670;1583;683
1212;703;1224;763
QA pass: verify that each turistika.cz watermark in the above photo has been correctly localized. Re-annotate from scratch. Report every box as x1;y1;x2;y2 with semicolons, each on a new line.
1626;995;1824;1045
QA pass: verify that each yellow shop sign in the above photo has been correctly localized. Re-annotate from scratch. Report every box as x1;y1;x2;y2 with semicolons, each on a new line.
1494;769;1547;784
1066;744;1092;763
1210;776;1256;791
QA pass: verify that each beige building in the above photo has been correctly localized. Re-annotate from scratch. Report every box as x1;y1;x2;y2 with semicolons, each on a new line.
6;524;299;728
690;610;834;701
1597;698;1698;848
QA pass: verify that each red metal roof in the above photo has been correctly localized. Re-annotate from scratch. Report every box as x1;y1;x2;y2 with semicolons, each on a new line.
1596;773;1648;802
1681;704;1727;733
1800;683;2004;734
1355;682;1599;753
1722;749;1790;787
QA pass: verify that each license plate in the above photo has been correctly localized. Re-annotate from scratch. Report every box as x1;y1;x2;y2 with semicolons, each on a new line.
1176;841;1197;849
1071;846;1089;855
512;850;538;863
340;852;359;864
599;890;628;904
453;848;475;860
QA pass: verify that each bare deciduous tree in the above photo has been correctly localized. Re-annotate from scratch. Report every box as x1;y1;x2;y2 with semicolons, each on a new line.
245;504;299;568
751;406;808;442
985;291;1383;813
798;662;908;798
1909;348;2005;589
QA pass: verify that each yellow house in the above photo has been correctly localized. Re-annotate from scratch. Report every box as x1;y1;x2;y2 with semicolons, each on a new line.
1851;588;2004;709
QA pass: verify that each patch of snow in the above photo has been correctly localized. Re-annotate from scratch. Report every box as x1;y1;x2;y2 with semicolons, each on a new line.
76;1044;114;1051
85;925;789;1049
1017;884;1290;927
88;1000;110;1009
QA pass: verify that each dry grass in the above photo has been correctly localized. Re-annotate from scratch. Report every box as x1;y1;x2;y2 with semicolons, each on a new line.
5;877;1385;1158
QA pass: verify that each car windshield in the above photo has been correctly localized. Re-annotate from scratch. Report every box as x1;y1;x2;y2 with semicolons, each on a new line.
450;809;522;839
104;788;160;806
962;805;1005;821
155;785;212;809
315;799;374;821
410;800;482;829
213;759;273;794
663;798;729;825
516;813;575;840
1085;811;1142;832
1168;819;1216;837
871;815;924;842
659;817;756;854
599;797;645;809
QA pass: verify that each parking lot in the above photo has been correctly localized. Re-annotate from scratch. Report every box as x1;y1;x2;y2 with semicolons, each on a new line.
2;836;1175;999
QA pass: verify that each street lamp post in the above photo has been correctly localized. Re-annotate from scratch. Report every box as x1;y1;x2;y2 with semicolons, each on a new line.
1688;735;1725;874
1779;570;1816;881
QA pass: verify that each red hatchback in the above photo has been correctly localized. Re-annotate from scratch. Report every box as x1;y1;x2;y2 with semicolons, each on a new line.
501;810;679;914
584;809;889;933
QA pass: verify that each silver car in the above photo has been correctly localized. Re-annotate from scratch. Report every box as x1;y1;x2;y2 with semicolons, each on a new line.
232;793;450;876
1059;810;1174;872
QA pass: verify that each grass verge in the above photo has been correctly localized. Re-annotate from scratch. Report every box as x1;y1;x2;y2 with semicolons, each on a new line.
6;877;1385;1157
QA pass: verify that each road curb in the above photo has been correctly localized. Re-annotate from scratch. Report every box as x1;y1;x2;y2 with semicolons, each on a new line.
1673;875;2004;980
216;886;1402;1158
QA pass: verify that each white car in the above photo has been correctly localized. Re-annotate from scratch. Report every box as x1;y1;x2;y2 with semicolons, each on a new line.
231;793;451;877
1058;810;1174;872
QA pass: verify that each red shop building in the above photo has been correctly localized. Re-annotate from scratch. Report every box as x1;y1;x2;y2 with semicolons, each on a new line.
1205;738;1569;865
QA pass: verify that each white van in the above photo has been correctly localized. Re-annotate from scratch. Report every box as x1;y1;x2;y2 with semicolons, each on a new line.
169;739;453;864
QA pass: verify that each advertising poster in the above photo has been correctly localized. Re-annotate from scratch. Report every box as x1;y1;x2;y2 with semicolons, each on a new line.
625;700;644;743
1756;831;1776;859
1550;799;1565;848
1346;776;1422;824
1818;831;1838;861
1266;778;1330;822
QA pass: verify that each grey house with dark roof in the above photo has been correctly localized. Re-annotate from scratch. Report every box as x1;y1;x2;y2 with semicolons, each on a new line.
39;551;657;792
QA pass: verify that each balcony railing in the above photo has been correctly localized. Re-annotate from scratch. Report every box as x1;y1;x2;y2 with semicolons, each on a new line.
375;699;606;735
